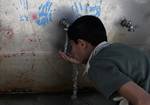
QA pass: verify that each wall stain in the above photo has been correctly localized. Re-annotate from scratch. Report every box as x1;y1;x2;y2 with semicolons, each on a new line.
32;52;36;56
0;55;3;63
0;28;14;40
31;13;38;20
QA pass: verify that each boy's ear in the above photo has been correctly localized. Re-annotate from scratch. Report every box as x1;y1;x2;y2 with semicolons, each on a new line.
77;39;87;47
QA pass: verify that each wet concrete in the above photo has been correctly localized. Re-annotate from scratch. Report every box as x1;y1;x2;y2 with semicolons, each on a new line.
0;90;116;105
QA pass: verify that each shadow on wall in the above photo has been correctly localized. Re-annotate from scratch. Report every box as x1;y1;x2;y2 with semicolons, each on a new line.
44;6;80;53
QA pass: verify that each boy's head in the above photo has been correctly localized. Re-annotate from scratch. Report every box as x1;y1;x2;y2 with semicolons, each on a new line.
67;15;107;64
68;15;107;46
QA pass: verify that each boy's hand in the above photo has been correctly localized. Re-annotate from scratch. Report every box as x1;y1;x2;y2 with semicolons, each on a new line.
58;51;80;64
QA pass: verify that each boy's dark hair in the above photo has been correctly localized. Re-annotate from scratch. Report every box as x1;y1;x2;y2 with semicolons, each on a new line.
67;15;107;46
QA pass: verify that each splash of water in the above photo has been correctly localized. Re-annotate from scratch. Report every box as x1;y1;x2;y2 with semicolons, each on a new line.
69;64;81;105
70;64;90;105
71;64;79;100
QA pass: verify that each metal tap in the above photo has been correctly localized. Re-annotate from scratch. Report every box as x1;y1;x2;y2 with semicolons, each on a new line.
59;18;72;54
120;18;136;32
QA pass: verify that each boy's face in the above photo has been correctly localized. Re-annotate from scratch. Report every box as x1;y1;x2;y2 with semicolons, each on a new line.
69;39;94;64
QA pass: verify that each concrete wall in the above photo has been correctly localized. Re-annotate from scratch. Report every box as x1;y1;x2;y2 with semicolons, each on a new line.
0;0;150;93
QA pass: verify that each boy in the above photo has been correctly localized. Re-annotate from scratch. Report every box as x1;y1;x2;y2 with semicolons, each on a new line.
59;15;150;105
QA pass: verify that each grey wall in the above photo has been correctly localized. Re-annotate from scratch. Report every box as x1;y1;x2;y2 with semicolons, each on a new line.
0;0;150;93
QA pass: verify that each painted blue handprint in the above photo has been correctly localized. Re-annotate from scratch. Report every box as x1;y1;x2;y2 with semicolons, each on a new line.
36;0;52;26
72;1;101;17
88;6;101;17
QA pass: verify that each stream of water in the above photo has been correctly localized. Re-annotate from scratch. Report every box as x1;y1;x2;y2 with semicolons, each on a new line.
69;64;90;105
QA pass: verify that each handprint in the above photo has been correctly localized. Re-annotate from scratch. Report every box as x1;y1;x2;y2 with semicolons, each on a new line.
36;0;52;26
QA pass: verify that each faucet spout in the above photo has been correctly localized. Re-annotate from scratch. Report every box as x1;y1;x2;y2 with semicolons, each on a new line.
120;18;136;32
